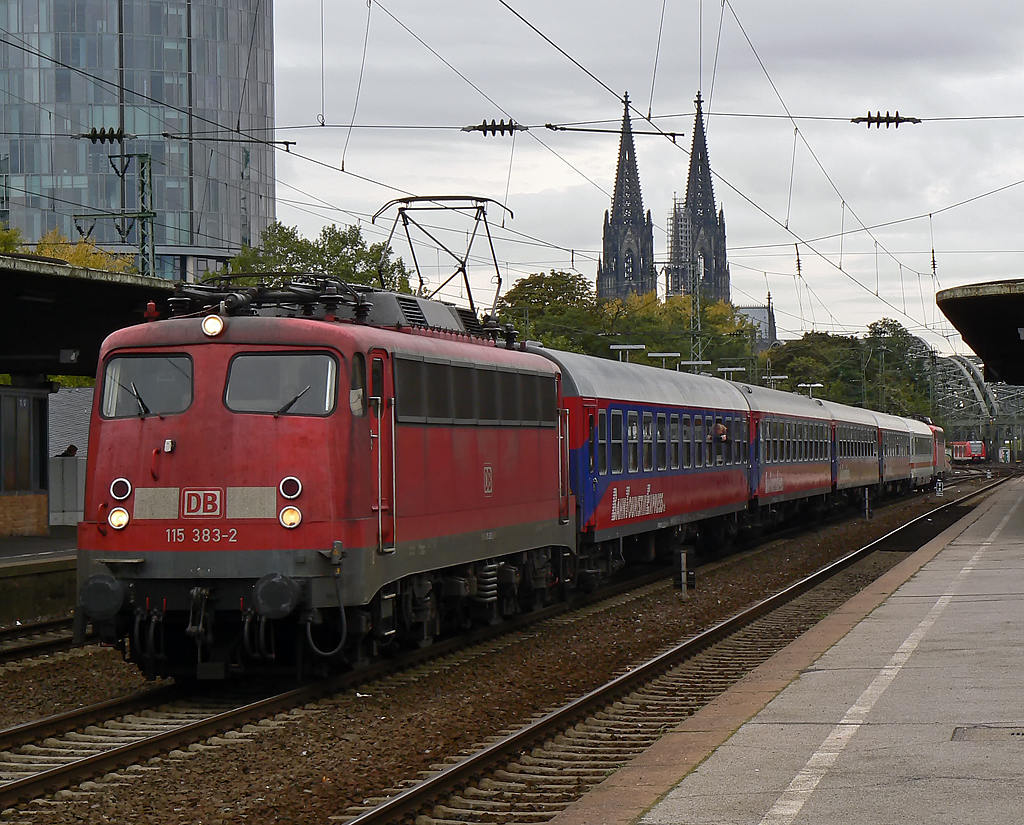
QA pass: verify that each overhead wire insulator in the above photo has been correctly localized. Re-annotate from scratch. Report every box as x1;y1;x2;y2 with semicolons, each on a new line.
83;127;129;143
850;110;922;129
461;119;527;136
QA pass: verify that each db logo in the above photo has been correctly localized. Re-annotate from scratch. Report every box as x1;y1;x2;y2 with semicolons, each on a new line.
483;464;493;497
181;488;223;518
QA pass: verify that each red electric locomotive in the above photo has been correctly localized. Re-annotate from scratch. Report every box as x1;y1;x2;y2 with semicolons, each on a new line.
76;281;575;678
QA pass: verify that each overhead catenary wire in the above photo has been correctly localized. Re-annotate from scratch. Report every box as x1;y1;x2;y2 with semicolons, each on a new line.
341;0;374;169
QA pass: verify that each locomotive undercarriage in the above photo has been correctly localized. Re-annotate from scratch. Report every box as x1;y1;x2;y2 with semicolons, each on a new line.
80;545;591;680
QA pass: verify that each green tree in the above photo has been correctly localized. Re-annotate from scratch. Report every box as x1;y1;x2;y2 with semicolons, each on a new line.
764;320;931;416
496;270;604;353
228;222;411;292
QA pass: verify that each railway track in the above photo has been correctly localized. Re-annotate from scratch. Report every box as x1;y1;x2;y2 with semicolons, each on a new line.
0;619;89;666
335;478;1006;825
0;564;677;813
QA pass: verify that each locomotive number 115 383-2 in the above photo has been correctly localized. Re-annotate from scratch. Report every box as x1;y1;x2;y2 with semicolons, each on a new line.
166;527;238;544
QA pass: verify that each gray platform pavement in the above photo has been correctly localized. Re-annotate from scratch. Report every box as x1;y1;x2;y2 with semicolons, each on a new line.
551;477;1024;825
0;525;77;564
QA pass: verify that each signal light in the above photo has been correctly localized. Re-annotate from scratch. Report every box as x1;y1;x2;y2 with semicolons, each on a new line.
108;507;130;530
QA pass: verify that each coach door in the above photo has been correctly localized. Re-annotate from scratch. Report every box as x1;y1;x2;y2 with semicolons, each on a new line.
369;349;395;554
582;399;598;522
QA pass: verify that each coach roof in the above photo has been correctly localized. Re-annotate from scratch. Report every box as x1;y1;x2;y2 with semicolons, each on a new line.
527;347;749;410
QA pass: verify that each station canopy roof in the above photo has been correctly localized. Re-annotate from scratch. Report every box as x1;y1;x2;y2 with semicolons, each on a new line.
1;254;173;379
936;279;1024;385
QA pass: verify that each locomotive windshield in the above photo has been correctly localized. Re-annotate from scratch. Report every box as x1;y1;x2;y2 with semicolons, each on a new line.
101;355;193;417
225;353;337;416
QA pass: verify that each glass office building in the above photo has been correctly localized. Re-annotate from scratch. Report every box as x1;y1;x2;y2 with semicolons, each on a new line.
0;0;276;279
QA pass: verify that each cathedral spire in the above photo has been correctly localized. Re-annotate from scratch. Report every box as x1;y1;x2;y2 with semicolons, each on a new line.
597;92;656;301
684;91;717;226
666;91;730;304
610;92;645;226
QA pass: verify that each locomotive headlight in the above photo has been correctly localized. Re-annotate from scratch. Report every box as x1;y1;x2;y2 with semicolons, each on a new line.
201;314;226;337
108;507;130;530
279;506;302;529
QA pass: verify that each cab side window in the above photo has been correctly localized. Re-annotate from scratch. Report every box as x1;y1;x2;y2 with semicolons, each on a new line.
350;353;367;417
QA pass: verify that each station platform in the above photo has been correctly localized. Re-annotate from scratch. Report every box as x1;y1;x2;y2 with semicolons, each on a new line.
551;477;1024;825
0;526;77;625
0;525;76;564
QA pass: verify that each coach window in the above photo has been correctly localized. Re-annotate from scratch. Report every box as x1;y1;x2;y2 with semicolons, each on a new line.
682;415;693;468
611;410;624;474
705;415;715;467
670;414;680;469
713;416;725;465
642;412;654;471
694;416;704;467
598;410;608;475
772;420;780;463
628;411;640;473
656;413;668;470
732;418;741;464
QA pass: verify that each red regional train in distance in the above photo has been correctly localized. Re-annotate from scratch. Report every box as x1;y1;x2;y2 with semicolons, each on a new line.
75;279;948;679
950;440;986;463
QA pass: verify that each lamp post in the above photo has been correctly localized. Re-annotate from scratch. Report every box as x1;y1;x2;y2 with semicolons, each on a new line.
610;344;646;362
648;351;681;369
798;382;824;398
763;374;788;389
717;367;746;381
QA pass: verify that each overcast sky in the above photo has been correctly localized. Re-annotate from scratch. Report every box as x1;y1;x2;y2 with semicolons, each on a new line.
270;1;1024;355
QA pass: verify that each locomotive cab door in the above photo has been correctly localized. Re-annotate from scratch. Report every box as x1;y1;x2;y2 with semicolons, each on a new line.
369;349;395;554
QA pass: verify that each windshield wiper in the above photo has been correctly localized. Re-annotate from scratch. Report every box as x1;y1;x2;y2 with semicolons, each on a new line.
130;382;151;415
275;385;311;417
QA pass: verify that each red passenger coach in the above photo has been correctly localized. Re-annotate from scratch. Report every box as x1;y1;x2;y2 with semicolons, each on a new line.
820;400;880;494
529;347;750;569
740;384;833;511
